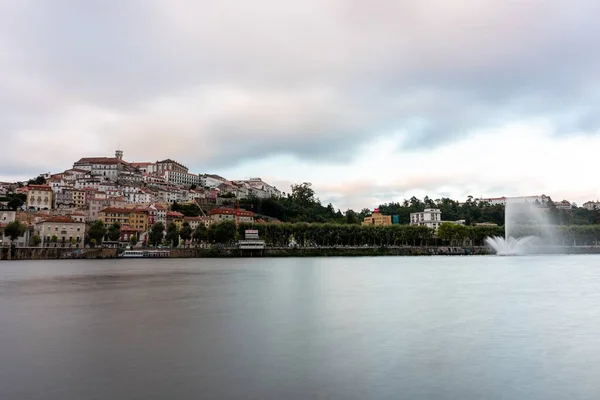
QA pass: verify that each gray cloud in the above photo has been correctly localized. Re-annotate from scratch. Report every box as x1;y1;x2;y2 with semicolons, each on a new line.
2;0;600;177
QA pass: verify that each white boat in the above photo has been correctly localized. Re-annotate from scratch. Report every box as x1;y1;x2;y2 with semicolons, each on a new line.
120;250;171;258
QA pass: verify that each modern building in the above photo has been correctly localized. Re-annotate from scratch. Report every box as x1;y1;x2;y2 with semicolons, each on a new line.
164;170;200;187
26;185;54;211
36;215;85;247
410;208;442;229
361;208;392;226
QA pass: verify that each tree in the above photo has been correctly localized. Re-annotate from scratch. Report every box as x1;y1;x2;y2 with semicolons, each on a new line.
130;235;138;247
290;182;316;206
107;223;121;241
90;238;97;248
7;197;24;211
51;235;58;247
192;224;207;245
165;222;180;247
179;221;193;247
149;222;165;247
31;235;41;246
88;220;106;244
210;221;237;244
343;209;358;224
27;175;46;185
4;221;25;244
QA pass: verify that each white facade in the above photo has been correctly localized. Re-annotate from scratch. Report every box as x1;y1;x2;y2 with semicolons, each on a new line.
201;174;228;188
410;208;442;229
477;195;549;206
36;217;85;247
164;170;201;187
26;186;53;211
583;201;600;210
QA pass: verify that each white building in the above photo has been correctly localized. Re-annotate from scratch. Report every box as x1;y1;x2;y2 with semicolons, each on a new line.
477;195;549;206
164;170;201;187
73;150;142;182
245;178;282;198
201;174;228;188
410;208;442;229
583;201;600;210
36;215;85;247
554;200;572;210
26;185;54;211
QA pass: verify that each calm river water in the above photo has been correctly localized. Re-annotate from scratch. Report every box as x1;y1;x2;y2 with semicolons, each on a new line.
1;256;600;399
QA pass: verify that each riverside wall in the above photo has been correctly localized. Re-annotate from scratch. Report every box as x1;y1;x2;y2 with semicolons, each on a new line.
3;245;600;261
1;245;490;260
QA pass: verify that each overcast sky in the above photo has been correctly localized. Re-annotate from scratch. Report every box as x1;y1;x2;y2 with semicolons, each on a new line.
2;0;600;210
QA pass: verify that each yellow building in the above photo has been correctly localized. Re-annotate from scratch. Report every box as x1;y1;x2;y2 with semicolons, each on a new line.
361;208;392;226
98;207;132;225
98;207;149;233
129;209;149;232
73;189;86;209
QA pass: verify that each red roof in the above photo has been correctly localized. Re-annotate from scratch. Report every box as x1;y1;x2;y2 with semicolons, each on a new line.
41;216;80;223
209;207;254;217
167;211;184;217
99;207;133;214
120;225;137;232
75;157;128;165
27;184;52;191
184;216;212;221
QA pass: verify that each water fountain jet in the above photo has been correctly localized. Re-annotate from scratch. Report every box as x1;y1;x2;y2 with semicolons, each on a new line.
485;199;559;255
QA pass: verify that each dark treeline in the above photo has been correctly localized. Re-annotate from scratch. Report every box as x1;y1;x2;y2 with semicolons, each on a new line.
179;221;600;247
225;186;600;226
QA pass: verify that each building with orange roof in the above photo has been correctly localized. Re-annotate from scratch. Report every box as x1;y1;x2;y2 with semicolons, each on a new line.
209;207;254;223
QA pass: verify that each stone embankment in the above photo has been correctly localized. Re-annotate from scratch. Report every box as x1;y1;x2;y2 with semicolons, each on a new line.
4;245;600;261
2;246;490;260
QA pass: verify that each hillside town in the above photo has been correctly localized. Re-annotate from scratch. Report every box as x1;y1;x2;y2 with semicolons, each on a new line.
0;150;282;248
0;149;597;250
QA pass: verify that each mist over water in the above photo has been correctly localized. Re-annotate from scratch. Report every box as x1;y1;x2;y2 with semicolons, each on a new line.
487;201;561;255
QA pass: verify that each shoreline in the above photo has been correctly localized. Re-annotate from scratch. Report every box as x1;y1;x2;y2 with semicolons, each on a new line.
3;245;600;260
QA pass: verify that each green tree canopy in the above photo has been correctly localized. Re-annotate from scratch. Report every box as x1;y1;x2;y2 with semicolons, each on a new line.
165;222;180;247
179;221;193;245
88;220;106;244
149;222;165;247
4;221;25;243
107;223;121;241
192;224;207;244
209;221;237;244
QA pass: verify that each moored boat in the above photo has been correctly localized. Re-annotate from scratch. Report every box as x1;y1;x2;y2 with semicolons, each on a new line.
120;250;171;258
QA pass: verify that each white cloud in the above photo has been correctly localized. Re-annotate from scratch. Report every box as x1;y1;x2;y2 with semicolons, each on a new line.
1;0;600;210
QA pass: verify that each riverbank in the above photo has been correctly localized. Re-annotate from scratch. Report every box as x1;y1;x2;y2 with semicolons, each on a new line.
1;246;486;260
3;245;600;260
